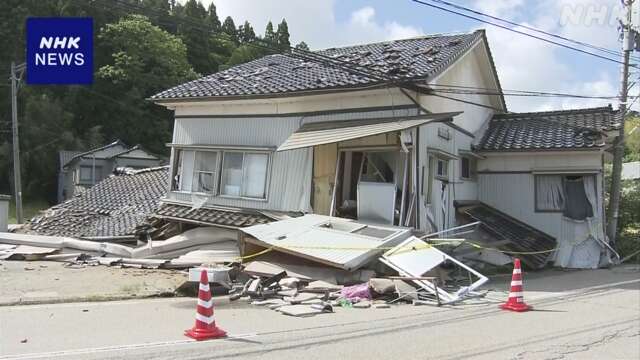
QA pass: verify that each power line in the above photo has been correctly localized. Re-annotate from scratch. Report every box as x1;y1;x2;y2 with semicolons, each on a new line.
425;0;640;62
425;83;621;99
428;89;619;99
410;0;636;67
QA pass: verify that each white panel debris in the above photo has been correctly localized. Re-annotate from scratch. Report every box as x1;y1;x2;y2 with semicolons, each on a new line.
241;214;412;270
379;236;488;304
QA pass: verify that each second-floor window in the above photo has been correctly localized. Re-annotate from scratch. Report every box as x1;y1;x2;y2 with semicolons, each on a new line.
173;148;270;199
194;151;218;193
220;152;269;198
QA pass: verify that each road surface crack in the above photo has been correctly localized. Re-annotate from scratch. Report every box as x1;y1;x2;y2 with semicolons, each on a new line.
513;326;640;360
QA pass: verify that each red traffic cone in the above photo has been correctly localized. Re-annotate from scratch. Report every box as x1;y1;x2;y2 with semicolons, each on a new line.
500;258;532;312
185;270;227;340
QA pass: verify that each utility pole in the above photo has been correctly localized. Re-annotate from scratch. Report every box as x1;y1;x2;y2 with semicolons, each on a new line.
607;0;635;245
10;62;26;224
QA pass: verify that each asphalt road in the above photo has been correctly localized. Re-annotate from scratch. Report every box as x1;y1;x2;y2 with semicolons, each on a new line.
1;266;639;360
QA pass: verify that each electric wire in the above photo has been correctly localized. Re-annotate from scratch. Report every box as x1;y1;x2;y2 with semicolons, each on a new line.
425;0;640;61
410;0;636;67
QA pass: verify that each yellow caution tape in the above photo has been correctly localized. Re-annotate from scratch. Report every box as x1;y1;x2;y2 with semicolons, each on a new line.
233;239;558;262
233;247;274;261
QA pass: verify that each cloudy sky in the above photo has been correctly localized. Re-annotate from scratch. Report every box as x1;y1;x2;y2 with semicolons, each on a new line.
206;0;637;112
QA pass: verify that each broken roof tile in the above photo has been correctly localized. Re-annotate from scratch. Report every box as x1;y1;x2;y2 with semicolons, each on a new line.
22;167;169;238
151;31;482;100
152;203;273;228
477;106;620;152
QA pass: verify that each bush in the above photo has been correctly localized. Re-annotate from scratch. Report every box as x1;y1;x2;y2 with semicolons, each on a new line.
618;180;640;261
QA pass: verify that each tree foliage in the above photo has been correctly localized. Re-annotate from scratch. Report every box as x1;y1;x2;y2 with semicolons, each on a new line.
624;116;640;162
0;0;305;204
295;41;310;51
276;19;291;51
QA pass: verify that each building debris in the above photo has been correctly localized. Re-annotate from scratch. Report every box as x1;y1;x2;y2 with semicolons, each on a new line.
456;202;557;269
21;167;168;240
1;191;493;318
380;236;488;304
240;214;412;270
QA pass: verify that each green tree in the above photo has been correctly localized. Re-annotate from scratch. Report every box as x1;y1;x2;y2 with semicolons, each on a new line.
227;45;266;66
624;116;640;162
238;21;256;44
205;2;221;31
295;41;310;51
221;16;238;43
276;19;291;51
177;0;218;74
264;21;276;44
97;15;196;154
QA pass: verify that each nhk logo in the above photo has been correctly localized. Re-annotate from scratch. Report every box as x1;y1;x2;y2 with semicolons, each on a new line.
26;18;93;84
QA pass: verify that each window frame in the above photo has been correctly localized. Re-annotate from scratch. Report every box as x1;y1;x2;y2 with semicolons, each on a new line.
78;165;101;184
192;150;220;195
435;158;449;180
219;150;271;200
534;174;597;215
534;175;565;213
460;156;476;181
170;147;272;201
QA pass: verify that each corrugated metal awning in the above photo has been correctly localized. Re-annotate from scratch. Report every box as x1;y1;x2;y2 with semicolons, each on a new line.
277;112;461;152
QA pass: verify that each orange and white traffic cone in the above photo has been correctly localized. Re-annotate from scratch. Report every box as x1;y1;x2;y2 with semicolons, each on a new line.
185;270;227;340
500;258;532;312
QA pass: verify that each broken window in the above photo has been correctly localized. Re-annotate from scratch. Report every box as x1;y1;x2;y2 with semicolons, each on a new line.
171;149;183;191
360;152;395;183
172;148;269;199
220;151;269;199
193;151;218;194
535;174;596;220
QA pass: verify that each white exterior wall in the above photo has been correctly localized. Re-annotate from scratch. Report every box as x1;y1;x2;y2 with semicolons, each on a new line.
478;150;604;267
413;39;502;231
168;116;313;212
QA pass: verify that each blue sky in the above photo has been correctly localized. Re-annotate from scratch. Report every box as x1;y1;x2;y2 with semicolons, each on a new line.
209;0;633;112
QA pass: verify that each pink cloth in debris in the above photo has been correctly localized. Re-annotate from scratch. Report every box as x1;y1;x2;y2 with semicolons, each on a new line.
340;283;371;301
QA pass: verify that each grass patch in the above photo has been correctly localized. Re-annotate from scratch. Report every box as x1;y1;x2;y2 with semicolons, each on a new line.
8;198;50;224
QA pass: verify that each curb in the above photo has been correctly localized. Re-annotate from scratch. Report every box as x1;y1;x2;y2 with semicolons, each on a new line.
0;291;178;307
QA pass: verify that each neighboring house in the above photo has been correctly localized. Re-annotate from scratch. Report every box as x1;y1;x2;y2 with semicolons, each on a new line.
150;30;620;269
28;167;168;239
58;140;166;202
474;107;620;268
622;161;640;180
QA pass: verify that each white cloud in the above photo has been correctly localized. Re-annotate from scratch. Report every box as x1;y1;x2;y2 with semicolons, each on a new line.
474;0;624;111
206;0;423;48
350;6;375;27
472;0;524;17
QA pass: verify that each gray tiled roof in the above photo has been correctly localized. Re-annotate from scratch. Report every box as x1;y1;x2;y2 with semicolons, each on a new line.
151;31;483;100
63;140;128;167
23;167;169;238
59;150;82;168
460;202;557;269
477;106;621;152
153;203;273;228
